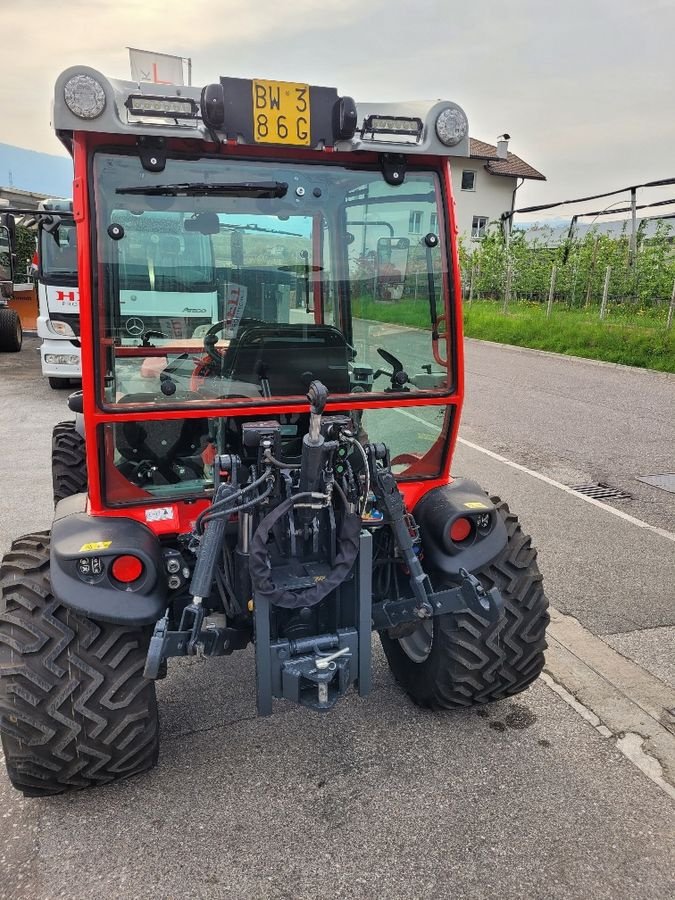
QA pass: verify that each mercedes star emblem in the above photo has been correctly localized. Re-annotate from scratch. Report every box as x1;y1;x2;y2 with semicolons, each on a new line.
126;317;144;337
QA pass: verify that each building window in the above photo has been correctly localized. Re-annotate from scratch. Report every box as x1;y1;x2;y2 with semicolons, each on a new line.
408;210;422;234
461;170;476;191
471;216;488;239
429;212;438;233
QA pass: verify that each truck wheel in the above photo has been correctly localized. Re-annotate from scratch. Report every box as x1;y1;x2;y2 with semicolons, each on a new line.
0;532;159;796
52;421;87;505
0;307;22;352
380;497;549;708
48;377;71;390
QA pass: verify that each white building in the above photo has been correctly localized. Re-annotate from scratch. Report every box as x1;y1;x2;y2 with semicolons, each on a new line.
449;138;545;241
349;138;545;251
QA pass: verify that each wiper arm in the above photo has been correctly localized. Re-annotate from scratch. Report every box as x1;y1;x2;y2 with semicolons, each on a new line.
116;181;288;198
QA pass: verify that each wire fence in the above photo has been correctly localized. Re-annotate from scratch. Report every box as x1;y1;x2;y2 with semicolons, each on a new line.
458;223;675;329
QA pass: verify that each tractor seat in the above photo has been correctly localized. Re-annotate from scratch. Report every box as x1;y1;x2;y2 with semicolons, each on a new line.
222;323;350;397
114;393;211;485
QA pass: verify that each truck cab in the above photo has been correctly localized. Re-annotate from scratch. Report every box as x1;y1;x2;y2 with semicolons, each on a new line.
36;199;80;387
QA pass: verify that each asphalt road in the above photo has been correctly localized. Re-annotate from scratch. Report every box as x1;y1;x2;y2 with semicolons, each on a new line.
0;336;673;900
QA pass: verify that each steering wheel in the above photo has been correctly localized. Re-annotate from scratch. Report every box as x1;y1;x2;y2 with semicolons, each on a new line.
203;320;231;366
202;317;266;367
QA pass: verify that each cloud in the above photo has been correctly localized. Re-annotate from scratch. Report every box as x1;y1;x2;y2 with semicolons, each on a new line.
0;0;673;215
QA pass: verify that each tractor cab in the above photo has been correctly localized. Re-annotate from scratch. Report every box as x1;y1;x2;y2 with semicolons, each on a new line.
0;66;549;796
35;198;80;387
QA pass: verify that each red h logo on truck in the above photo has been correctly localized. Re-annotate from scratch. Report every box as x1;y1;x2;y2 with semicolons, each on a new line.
56;290;77;303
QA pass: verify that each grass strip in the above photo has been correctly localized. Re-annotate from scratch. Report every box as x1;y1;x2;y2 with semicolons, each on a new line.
353;298;675;373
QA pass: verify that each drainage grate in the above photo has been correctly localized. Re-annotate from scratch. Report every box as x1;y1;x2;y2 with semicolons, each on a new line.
569;482;633;501
636;474;675;495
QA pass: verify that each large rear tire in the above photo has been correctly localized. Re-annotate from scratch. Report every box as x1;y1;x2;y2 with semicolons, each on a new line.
0;307;22;352
52;421;87;505
380;497;549;708
0;533;159;796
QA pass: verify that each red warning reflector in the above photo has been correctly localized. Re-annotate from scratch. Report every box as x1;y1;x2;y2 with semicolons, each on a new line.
449;517;472;542
111;555;144;583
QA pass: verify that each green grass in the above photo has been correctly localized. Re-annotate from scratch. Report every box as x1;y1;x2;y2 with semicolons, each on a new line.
353;297;675;373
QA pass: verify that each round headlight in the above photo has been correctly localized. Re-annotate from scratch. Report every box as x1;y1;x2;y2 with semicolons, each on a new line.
64;75;106;120
435;105;468;147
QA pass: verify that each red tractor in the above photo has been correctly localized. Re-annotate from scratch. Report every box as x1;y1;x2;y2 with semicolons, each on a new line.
0;67;548;795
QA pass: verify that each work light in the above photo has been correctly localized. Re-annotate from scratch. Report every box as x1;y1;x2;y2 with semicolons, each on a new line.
435;105;468;147
126;95;197;118
63;74;106;119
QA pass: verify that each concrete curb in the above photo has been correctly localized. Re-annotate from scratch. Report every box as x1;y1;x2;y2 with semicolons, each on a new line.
544;605;675;799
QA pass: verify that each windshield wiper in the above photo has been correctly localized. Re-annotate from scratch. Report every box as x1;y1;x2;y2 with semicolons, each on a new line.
116;181;288;198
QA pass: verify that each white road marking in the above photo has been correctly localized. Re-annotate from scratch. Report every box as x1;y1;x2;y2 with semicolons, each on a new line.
393;408;675;544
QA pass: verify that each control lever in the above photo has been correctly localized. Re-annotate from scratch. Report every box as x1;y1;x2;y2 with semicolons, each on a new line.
375;347;409;389
300;381;329;508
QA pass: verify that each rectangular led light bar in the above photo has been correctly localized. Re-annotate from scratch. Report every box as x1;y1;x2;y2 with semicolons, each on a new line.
125;95;198;118
361;115;424;141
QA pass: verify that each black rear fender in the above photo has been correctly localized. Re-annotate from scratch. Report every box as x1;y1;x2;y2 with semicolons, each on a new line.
50;494;168;626
414;479;508;577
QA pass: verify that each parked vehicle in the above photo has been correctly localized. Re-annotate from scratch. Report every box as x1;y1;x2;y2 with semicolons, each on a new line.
36;200;80;387
0;212;23;352
0;66;549;795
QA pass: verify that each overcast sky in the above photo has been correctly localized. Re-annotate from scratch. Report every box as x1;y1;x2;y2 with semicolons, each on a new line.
2;0;674;220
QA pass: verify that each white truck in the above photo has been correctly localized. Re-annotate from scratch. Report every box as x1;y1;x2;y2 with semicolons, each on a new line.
36;199;80;388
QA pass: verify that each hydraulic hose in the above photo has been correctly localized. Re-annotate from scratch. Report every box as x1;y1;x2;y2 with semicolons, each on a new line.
249;490;361;610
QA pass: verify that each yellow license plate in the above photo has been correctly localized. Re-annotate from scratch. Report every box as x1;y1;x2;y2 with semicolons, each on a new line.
252;79;311;146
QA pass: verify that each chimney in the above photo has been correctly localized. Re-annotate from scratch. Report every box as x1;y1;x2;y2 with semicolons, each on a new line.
496;134;510;159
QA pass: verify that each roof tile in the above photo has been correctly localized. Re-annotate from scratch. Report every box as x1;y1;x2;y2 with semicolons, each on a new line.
469;138;546;181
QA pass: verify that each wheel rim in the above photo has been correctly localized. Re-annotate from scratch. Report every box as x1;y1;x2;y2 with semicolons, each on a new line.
398;619;433;663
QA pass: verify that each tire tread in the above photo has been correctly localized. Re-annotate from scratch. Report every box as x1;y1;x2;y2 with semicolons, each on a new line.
0;532;158;796
380;496;550;709
51;421;87;505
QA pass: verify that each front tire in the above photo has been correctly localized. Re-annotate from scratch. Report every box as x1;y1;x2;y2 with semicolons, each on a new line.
0;307;22;352
380;497;549;708
48;377;71;390
52;421;87;505
0;533;159;796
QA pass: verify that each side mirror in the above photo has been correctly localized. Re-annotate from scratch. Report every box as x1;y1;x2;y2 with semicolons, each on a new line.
231;230;244;267
43;214;62;238
0;213;16;248
184;212;220;235
0;226;11;282
375;237;409;301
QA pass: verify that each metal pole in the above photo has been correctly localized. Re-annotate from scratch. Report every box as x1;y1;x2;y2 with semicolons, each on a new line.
629;187;637;267
600;266;611;320
186;57;192;86
502;263;512;313
468;264;475;306
585;236;599;308
546;265;557;318
570;262;579;308
667;279;675;330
